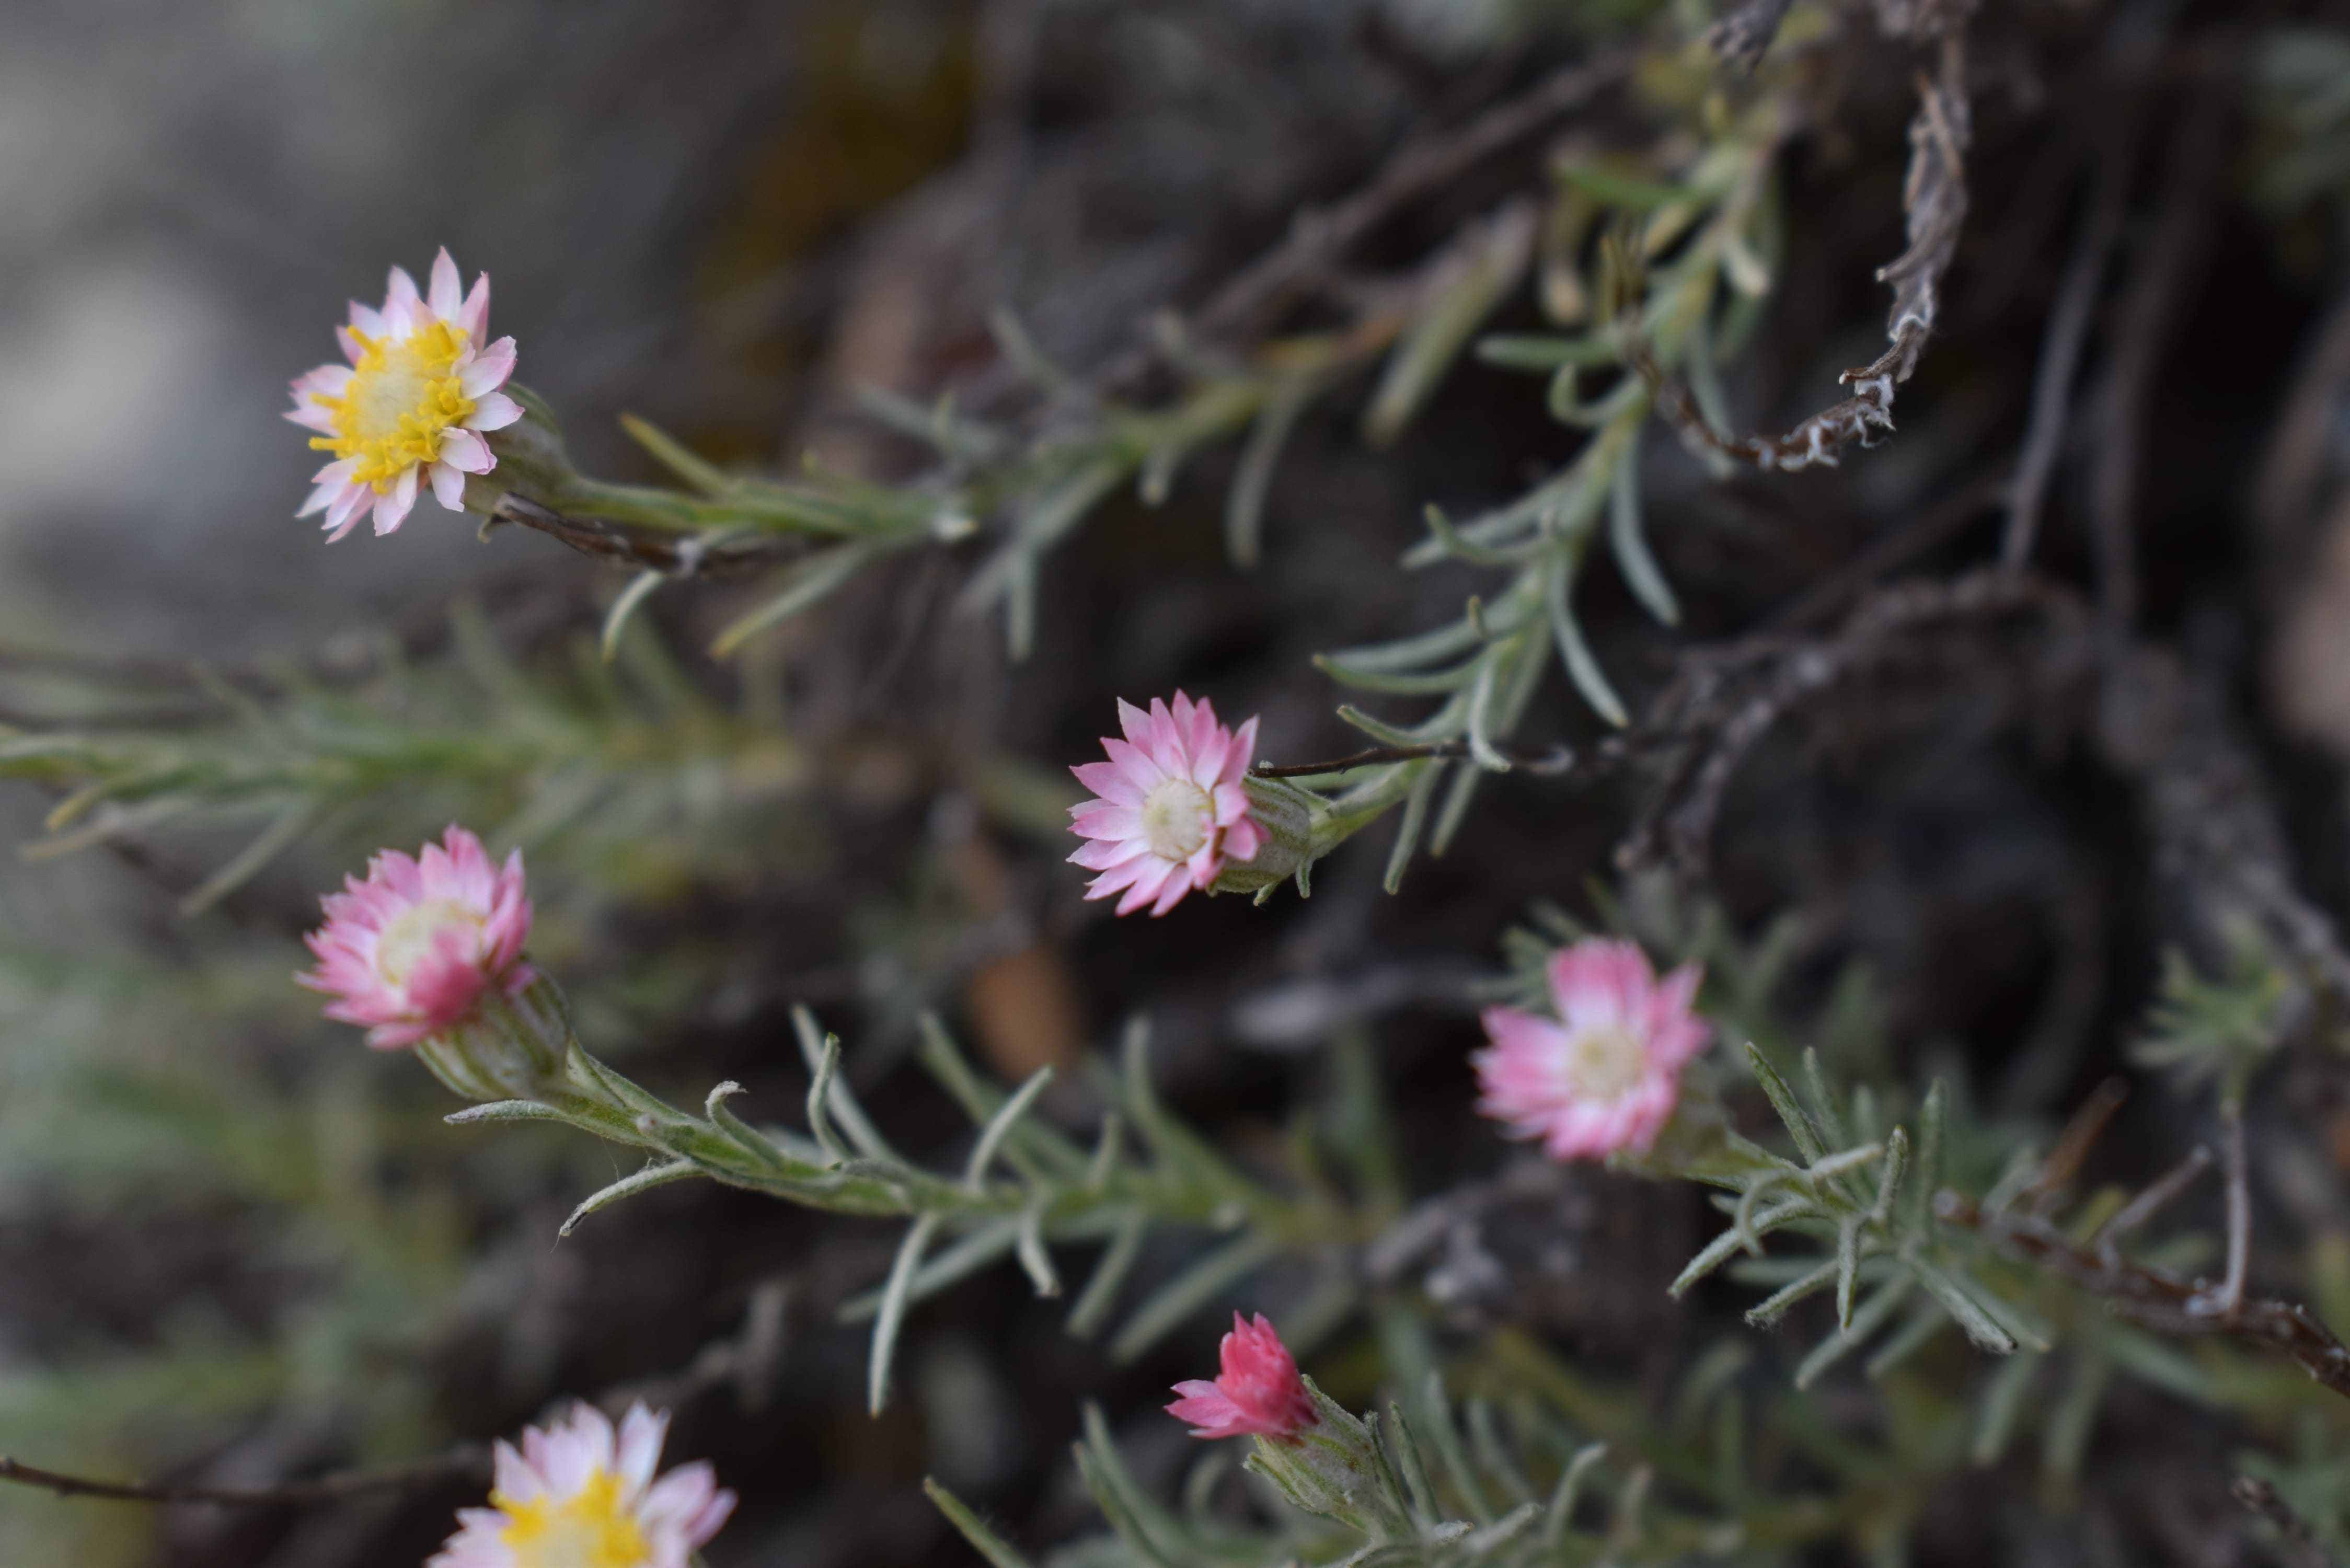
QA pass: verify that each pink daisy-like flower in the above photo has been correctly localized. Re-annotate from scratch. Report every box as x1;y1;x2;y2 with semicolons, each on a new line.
1166;1311;1319;1441
1069;692;1264;917
1473;938;1711;1161
299;825;534;1051
287;247;523;541
429;1402;735;1568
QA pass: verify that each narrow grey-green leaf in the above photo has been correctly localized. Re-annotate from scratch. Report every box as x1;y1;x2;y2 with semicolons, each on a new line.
711;540;878;658
1109;1230;1278;1364
1904;1254;2017;1354
923;1478;1038;1568
869;1214;943;1414
559;1159;699;1237
600;570;667;663
1605;424;1680;626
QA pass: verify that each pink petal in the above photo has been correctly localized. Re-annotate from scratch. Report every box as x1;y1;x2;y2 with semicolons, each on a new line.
1072;760;1144;808
428;248;464;319
1070;837;1148;872
1189;723;1231;788
1219;717;1260;787
1142;698;1186;777
1147;871;1193;916
1114;860;1174;917
458;273;491;341
1070;803;1140;840
1547;939;1649;1033
1101;737;1164;792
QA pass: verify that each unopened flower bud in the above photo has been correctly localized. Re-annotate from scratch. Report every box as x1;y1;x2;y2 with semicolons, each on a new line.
411;972;575;1102
1205;775;1319;897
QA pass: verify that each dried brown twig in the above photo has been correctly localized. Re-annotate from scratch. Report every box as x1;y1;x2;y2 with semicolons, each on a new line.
1639;22;1973;473
1999;133;2131;569
485;53;1631;579
1089;51;1629;396
1705;0;1798;73
1252;739;1576;779
0;1448;488;1509
2103;643;2350;1007
0;1275;791;1512
2089;62;2232;635
1939;1189;2350;1404
2234;1477;2344;1568
1621;567;2089;875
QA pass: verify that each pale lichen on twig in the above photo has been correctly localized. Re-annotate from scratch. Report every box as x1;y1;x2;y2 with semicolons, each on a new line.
1639;15;1974;474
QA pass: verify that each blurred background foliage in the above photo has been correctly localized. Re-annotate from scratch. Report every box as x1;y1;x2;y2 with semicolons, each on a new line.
10;0;2350;1565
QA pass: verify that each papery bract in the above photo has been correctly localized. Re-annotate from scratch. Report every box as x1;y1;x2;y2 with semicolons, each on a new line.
299;824;534;1051
1166;1311;1318;1440
288;247;523;540
1069;691;1263;917
1474;938;1711;1160
429;1402;735;1568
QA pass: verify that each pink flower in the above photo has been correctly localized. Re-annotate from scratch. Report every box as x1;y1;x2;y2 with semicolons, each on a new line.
1473;938;1711;1161
299;825;534;1050
287;248;523;541
1069;692;1263;917
1166;1311;1318;1440
429;1402;735;1568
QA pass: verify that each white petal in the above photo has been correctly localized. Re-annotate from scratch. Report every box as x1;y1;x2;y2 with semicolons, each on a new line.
459;337;516;396
430;459;468;512
323;484;371;541
372;467;418;535
297;476;348;517
615;1404;667;1490
385;264;420;315
464;391;523;432
439;428;494;473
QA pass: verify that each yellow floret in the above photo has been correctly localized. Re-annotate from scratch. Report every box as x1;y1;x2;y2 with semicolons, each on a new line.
493;1469;653;1568
307;320;478;493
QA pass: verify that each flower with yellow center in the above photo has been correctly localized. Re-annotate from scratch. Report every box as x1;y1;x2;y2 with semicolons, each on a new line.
1474;938;1713;1161
430;1403;735;1568
287;248;522;541
1068;691;1265;917
298;825;534;1052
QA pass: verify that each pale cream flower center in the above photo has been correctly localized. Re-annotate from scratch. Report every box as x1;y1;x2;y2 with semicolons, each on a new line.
374;898;481;988
1563;1022;1644;1102
306;319;477;490
350;344;441;441
1139;777;1214;863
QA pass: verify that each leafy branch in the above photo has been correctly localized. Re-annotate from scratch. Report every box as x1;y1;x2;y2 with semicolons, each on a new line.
445;1007;1341;1414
